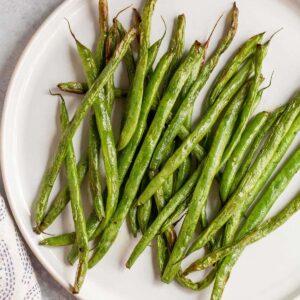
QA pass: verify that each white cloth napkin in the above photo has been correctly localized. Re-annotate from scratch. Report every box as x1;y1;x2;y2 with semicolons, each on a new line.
0;196;41;300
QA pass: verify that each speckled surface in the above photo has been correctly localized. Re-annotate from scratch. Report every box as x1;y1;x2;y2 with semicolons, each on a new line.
0;1;74;299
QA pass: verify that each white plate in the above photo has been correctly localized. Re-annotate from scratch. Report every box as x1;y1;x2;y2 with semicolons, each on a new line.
2;0;300;299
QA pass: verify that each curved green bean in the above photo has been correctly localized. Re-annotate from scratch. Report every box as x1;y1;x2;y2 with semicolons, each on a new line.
118;0;157;150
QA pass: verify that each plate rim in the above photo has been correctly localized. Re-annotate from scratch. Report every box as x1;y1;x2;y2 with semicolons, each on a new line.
1;0;80;297
2;0;300;299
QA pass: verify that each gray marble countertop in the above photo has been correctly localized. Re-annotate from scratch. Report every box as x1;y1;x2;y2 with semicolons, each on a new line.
0;1;75;299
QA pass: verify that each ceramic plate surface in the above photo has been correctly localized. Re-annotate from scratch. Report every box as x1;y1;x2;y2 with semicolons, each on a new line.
2;0;300;299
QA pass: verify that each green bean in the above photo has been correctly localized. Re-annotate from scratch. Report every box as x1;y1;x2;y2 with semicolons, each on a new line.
136;58;253;208
230;105;286;193
35;157;88;234
207;32;264;107
183;192;300;274
137;199;152;234
34;28;136;226
66;22;108;224
68;211;100;265
151;14;186;112
118;51;174;184
95;0;108;69
162;14;186;89
89;42;204;268
128;206;139;237
161;80;246;283
219;43;270;171
88;116;105;220
39;233;76;247
152;141;176;273
57;82;126;98
125;165;202;268
93;91;119;224
220;111;269;201
187;91;300;254
118;0;157;150
60;100;88;293
160;197;190;234
137;174;152;234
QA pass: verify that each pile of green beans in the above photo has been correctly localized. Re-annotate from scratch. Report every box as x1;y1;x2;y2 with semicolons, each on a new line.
34;0;300;296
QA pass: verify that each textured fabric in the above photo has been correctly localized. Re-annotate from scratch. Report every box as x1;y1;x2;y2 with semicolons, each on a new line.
0;197;41;300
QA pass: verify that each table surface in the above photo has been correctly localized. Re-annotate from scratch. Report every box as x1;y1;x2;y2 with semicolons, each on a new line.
0;1;75;299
